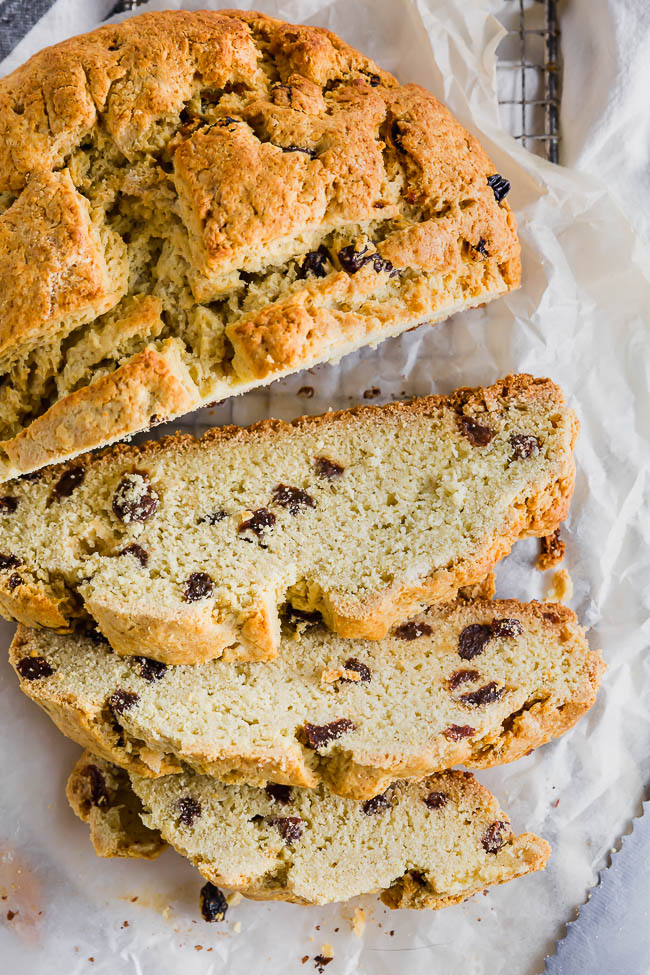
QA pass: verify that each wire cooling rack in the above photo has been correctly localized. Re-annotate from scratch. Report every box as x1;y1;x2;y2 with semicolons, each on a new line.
107;0;561;164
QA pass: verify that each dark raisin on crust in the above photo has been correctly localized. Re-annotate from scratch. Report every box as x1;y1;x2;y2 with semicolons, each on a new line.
200;882;228;922
272;484;316;514
538;528;566;570
119;543;149;567
83;764;109;808
280;144;317;157
458;623;493;660
302;718;356;749
314;456;344;479
297;245;330;280
266;816;305;844
0;496;18;512
481;820;510;854
112;472;159;524
423;791;449;810
133;656;167;682
473;238;489;258
459;415;495;446
337;244;396;276
368;73;381;87
362;792;391;815
265;783;293;805
238;507;276;536
108;689;140;716
491;618;523;638
394;620;433;641
177;796;202;827
447;668;480;690
7;572;22;590
340;657;372;683
197;510;227;525
286;605;322;629
215;115;239;130
487;173;511;203
52;465;85;500
443;724;475;741
16;655;53;680
510;433;541;460
183;571;214;602
458;682;505;707
0;553;22;570
391;119;406;151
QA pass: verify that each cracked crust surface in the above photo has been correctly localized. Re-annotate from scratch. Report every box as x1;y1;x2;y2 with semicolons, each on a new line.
0;8;520;482
67;756;549;907
0;376;576;663
11;598;603;800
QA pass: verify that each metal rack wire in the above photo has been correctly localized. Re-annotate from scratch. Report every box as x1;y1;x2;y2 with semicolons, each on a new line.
108;0;561;164
496;0;561;163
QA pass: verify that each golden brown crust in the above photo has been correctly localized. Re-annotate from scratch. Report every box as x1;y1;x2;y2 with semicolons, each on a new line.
0;8;520;482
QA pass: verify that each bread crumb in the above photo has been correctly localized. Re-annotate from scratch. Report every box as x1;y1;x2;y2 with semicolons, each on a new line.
321;943;334;958
351;907;366;936
233;921;242;933
546;568;573;602
537;529;565;570
227;892;243;907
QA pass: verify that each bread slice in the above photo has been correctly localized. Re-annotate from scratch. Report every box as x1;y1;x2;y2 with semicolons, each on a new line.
11;599;603;800
67;752;549;908
0;376;577;664
0;9;520;483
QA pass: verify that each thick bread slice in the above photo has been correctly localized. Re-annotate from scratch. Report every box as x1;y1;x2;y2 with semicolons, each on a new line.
67;752;549;908
0;9;520;482
0;376;577;663
11;599;603;800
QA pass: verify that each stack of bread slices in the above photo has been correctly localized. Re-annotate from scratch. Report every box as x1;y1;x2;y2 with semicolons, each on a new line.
0;9;603;922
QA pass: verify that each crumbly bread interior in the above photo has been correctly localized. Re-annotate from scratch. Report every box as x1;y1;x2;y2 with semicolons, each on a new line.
0;9;520;481
124;765;549;906
0;377;577;663
11;599;603;799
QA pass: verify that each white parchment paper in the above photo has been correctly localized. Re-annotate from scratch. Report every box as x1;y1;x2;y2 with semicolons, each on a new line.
1;2;649;973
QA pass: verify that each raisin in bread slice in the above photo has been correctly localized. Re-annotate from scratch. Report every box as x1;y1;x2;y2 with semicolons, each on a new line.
0;376;577;664
0;9;520;484
11;599;603;800
67;753;549;907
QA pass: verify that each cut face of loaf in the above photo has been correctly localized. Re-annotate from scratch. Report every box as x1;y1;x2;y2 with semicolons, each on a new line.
11;599;603;800
0;376;577;664
0;9;520;483
67;752;549;908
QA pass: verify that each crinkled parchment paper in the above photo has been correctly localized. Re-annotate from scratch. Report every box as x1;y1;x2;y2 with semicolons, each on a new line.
1;2;649;973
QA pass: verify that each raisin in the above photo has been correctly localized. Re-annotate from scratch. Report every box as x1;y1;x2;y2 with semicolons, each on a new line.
112;472;159;524
459;682;505;707
458;623;493;660
487;173;511;203
423;791;448;810
52;465;85;499
0;496;18;512
443;724;475;741
280;144;317;157
108;689;139;716
119;543;149;567
474;238;489;258
491;618;523;638
216;116;239;130
266;816;304;844
183;572;214;602
538;528;565;570
297;246;330;280
238;507;276;537
302;718;356;749
338;244;396;276
314;956;333;972
363;387;380;399
368;73;381;87
448;668;480;690
0;554;22;570
391;119;406;151
200;882;228;922
395;620;433;641
286;605;322;628
297;385;314;398
340;657;371;683
265;783;292;805
16;656;53;680
198;510;227;525
314;456;344;479
510;434;540;459
481;820;510;854
7;573;22;590
362;792;391;815
272;484;315;514
134;656;167;682
83;765;109;808
177;796;202;827
459;415;494;446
